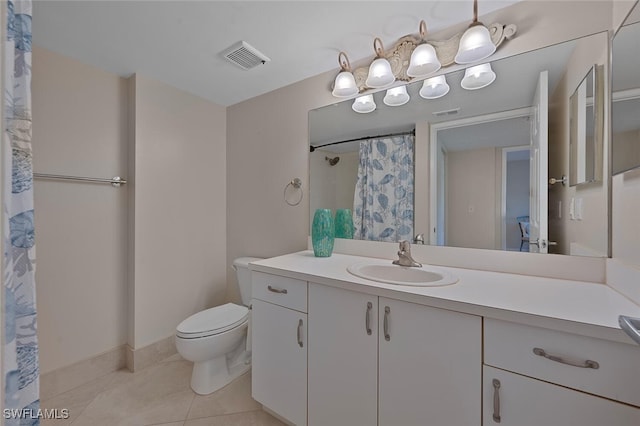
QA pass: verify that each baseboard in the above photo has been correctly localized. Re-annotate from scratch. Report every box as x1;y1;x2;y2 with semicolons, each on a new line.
40;345;126;401
126;335;177;372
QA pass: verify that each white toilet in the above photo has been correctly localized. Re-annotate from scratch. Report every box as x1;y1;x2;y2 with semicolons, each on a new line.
175;257;262;395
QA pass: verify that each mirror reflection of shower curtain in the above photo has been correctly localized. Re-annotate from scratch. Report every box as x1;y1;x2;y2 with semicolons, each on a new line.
353;134;414;241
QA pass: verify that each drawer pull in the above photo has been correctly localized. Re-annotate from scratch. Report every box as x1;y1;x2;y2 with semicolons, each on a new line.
492;379;501;423
297;319;304;348
533;347;599;369
384;306;391;341
365;302;373;335
267;285;288;294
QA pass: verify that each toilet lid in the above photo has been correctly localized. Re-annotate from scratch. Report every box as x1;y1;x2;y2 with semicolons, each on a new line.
176;303;248;337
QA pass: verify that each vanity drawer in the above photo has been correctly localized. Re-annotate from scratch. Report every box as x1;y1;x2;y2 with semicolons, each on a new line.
252;272;307;313
484;318;640;407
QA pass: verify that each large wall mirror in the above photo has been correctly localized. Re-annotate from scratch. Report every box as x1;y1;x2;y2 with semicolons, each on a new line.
612;2;640;176
309;31;609;257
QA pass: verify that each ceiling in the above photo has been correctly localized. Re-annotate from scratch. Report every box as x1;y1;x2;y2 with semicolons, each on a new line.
32;1;522;107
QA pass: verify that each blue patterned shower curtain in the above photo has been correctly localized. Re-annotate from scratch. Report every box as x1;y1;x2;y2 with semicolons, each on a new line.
3;0;40;423
353;134;415;242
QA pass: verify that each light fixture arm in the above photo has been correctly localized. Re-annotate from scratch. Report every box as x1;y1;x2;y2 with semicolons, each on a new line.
473;0;479;24
418;20;427;40
468;0;484;28
338;51;352;72
373;37;386;58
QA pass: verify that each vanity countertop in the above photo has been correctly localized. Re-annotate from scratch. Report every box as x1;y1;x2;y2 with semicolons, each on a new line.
250;251;640;344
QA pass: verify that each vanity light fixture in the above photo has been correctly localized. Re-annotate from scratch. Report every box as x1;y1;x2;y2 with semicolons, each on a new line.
383;86;410;107
407;21;441;78
365;38;395;89
352;94;377;113
332;51;359;98
419;75;450;99
455;0;497;64
461;63;496;90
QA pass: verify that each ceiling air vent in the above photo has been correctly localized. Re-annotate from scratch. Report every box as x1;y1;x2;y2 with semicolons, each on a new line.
222;41;271;70
432;108;461;117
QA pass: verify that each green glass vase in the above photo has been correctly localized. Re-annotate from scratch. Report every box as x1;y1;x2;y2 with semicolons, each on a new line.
312;209;335;257
334;208;354;239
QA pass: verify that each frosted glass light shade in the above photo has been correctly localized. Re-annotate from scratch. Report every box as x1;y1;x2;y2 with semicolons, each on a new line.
365;57;395;88
332;71;359;98
383;86;410;107
461;63;496;90
455;24;496;64
419;75;450;99
352;94;376;113
407;43;441;78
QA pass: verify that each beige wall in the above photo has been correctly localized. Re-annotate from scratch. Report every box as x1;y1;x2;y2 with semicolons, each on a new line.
32;46;129;373
225;73;335;302
32;48;227;371
613;129;640;173
613;169;640;265
446;148;499;250
548;32;609;257
129;75;227;349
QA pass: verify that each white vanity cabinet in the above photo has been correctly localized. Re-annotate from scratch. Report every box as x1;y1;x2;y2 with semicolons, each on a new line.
483;319;640;425
308;283;482;426
251;272;308;426
483;367;640;425
378;297;481;426
308;283;378;426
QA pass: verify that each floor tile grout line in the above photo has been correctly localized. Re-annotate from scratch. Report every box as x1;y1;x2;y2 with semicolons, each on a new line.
183;391;197;422
42;366;130;402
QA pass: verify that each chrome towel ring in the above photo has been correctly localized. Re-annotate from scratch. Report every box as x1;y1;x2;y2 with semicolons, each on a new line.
284;178;303;206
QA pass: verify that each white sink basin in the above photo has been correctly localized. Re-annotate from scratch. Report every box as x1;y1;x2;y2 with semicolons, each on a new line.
347;262;458;287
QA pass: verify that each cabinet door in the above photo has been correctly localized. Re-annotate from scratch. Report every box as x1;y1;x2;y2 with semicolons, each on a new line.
252;299;307;426
483;366;640;426
378;298;481;426
308;283;378;426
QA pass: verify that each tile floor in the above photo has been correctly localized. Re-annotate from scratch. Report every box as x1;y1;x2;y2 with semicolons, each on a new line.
41;354;286;426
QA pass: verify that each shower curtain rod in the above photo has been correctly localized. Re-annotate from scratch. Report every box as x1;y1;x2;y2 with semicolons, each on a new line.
33;173;127;187
309;129;415;152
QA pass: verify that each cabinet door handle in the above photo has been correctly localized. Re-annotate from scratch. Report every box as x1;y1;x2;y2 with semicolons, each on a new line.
365;302;373;335
297;319;304;348
492;379;501;423
267;285;288;294
533;347;599;369
383;306;390;341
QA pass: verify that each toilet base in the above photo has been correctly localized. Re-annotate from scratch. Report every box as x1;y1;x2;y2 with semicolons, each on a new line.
190;348;251;395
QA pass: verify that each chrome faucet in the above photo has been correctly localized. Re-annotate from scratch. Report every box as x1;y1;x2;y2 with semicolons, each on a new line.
392;240;422;267
413;233;425;245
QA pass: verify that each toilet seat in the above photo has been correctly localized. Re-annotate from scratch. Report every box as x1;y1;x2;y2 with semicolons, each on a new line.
176;303;248;339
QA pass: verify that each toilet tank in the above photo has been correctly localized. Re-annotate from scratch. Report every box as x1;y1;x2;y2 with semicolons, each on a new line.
233;257;264;306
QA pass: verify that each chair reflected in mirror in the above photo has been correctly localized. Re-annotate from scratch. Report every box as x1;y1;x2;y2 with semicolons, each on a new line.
517;215;530;251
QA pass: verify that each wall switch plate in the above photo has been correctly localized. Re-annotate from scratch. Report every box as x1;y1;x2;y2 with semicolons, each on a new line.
569;197;575;220
575;198;583;220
